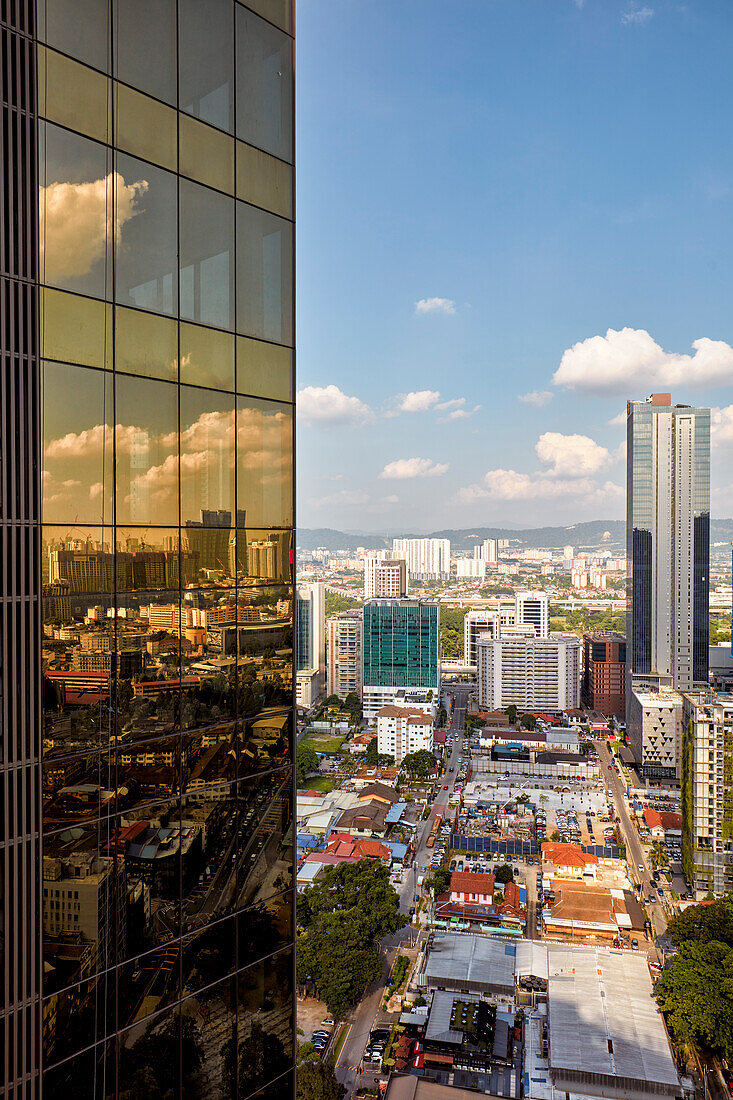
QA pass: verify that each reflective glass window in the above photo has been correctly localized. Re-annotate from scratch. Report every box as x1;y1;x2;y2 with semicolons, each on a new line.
179;0;234;133
180;322;236;392
236;141;292;220
114;375;179;526
117;1010;183;1099
115;83;178;172
113;600;180;739
182;918;236;997
243;0;293;36
237;773;292;909
44;1038;115;1098
236;202;292;345
38;48;110;144
42;524;114;595
236;398;293;528
237;891;293;971
37;0;111;72
236;949;294;1097
180;114;235;194
116;307;178;381
39;123;112;299
42;361;113;525
41;288;112;369
117;944;181;1030
237;335;292;402
236;6;293;162
238;708;292;777
236;531;291;584
180;385;236;524
180;180;235;331
115;153;178;316
115;0;177;104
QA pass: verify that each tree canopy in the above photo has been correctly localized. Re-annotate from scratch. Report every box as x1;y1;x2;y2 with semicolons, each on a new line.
296;742;320;785
504;704;517;724
494;863;514;884
401;750;438;779
297;862;406;1019
656;940;733;1060
666;895;733;949
296;1061;346;1100
365;737;394;767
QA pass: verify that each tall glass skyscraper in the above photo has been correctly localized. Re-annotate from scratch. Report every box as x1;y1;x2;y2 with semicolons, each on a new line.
1;2;295;1096
626;393;710;695
362;598;440;718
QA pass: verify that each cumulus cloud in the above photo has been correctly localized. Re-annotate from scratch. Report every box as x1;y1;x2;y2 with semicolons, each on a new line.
712;405;733;446
297;384;372;426
379;457;449;480
40;172;147;281
621;5;654;25
535;432;610;478
553;327;733;394
608;412;626;427
396;390;441;413
518;390;553;407
414;298;456;315
441;404;481;421
458;469;623;505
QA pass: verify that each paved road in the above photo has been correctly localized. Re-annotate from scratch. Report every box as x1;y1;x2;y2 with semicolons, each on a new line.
594;739;669;941
336;689;468;1094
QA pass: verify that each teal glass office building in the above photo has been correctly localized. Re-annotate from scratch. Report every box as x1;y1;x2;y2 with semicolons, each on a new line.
362;599;440;716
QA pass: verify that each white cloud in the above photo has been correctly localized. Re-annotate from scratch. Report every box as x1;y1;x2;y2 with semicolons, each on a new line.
379;457;449;480
458;469;623;505
40;172;147;281
553;327;733;394
712;405;733;446
297;384;372;426
396;390;441;413
442;404;481;421
621;5;654;25
535;431;610;478
414;297;456;315
608;411;626;427
435;397;464;412
518;390;553;407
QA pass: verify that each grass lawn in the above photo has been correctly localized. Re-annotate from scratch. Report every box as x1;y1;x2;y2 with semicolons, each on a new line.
302;776;339;793
307;736;346;753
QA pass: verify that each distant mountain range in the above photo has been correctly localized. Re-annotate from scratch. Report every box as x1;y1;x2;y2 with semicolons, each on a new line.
297;519;733;553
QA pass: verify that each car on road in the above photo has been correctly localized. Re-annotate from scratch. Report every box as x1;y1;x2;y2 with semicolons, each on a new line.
631;938;639;950
638;864;644;872
371;1030;390;1041
658;887;664;896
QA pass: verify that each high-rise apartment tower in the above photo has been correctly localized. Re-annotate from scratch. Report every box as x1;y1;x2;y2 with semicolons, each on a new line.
1;2;295;1096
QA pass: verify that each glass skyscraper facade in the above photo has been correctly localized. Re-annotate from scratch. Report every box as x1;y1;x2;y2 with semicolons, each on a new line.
1;2;295;1096
362;599;440;689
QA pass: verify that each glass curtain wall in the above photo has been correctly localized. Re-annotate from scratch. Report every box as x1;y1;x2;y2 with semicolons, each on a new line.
36;2;295;1096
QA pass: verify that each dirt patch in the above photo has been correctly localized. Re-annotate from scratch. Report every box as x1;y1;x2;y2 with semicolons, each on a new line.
297;995;331;1042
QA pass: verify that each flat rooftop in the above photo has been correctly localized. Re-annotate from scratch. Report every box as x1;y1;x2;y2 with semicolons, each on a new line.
421;933;516;996
547;946;679;1095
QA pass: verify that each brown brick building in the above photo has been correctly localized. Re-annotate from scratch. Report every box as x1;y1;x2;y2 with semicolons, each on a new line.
582;632;626;718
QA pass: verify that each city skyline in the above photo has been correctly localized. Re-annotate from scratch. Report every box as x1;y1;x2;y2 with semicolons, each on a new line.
296;0;733;530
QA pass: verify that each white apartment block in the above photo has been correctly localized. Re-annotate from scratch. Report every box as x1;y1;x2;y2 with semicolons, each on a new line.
376;705;434;764
456;559;486;580
392;537;450;579
364;551;408;599
474;538;498;563
326;610;363;698
476;632;581;712
463;592;550;666
627;688;683;783
682;691;733;897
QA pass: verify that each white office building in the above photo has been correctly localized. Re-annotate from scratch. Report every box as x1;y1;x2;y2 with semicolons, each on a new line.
476;632;581;712
363;551;408;599
326;609;363;698
682;691;733;897
627;688;683;783
376;705;434;764
392;537;450;580
456;559;486;580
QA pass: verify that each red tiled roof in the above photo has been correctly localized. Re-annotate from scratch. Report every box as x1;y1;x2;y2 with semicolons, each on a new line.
644;808;662;828
660;811;682;829
450;870;495;895
541;842;598;868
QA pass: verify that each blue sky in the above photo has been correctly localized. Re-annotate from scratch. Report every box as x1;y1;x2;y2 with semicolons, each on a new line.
295;0;733;531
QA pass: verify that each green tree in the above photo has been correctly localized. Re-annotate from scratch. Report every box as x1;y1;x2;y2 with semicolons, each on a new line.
504;704;517;724
520;713;536;730
666;895;733;948
297;742;320;785
365;737;378;764
296;1062;346;1100
325;593;362;616
550;830;560;842
401;750;438;779
494;863;514;884
424;868;451;895
655;940;733;1060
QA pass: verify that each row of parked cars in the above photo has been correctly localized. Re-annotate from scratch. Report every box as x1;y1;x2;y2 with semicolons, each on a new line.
363;1028;390;1066
309;1023;333;1056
